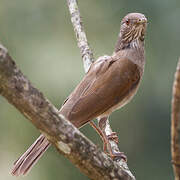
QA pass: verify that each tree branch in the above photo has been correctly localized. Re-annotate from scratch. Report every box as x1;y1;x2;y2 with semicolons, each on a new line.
171;58;180;180
0;43;135;179
67;0;94;73
67;0;135;179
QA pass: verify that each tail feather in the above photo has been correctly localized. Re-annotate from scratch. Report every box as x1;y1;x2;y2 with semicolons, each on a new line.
11;134;50;176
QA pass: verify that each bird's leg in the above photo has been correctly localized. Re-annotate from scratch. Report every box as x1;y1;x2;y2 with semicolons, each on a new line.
89;121;109;153
89;118;127;161
98;116;127;161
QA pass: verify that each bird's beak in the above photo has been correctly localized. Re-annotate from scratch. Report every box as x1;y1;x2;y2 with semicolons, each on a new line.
138;17;147;24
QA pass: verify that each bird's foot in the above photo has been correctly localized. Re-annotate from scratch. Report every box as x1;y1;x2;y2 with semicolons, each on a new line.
89;121;127;161
107;132;119;144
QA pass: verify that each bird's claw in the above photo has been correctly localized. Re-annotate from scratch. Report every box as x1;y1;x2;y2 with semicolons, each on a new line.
107;132;119;144
110;151;127;162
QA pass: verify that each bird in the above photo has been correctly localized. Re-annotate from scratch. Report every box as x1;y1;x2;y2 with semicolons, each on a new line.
11;12;147;176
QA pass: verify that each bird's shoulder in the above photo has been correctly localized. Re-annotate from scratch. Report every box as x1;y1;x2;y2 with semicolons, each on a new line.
89;54;141;83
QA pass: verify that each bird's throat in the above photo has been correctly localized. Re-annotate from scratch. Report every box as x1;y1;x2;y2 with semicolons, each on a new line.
114;35;144;53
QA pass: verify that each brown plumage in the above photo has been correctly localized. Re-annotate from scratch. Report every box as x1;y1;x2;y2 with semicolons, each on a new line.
60;57;141;127
11;12;147;176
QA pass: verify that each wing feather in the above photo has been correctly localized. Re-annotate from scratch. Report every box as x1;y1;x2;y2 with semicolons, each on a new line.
59;57;140;128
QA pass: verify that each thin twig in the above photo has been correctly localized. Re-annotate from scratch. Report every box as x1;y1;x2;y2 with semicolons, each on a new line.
66;0;135;179
67;0;94;72
171;58;180;180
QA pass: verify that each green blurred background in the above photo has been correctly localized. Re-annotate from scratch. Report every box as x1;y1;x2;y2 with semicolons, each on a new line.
0;0;179;179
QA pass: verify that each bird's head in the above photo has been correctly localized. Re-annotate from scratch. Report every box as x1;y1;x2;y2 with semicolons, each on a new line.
120;13;147;43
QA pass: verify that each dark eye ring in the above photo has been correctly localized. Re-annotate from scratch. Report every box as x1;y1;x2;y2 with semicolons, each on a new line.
125;19;130;25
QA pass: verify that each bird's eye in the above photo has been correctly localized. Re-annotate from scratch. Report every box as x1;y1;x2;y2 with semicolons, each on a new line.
125;19;130;25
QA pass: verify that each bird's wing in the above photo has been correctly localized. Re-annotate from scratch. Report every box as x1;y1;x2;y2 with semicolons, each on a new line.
59;56;141;128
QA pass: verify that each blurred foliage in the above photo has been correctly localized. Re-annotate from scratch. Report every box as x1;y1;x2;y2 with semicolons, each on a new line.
0;0;179;179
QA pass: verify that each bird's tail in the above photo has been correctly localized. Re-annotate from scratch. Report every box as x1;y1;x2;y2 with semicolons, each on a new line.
11;134;50;176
